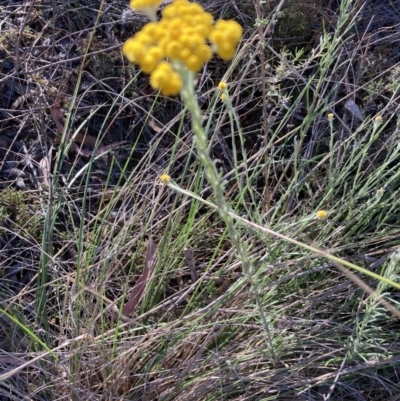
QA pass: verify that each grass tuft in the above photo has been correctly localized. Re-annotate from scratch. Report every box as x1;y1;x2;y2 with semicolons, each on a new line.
0;0;400;399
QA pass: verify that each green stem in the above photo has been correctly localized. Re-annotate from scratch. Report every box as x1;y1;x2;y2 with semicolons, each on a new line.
180;70;279;364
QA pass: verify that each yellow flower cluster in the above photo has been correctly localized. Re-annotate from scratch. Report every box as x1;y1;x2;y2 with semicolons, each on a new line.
123;0;243;96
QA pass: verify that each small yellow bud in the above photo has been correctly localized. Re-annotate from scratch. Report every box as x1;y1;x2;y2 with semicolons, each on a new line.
316;210;327;220
375;115;383;123
218;81;228;90
220;93;227;102
160;174;170;184
327;113;334;120
376;188;384;196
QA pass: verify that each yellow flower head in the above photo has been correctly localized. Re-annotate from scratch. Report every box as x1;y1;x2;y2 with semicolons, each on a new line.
316;210;327;220
220;93;227;102
375;115;383;123
209;20;243;60
150;61;182;96
327;113;334;120
218;81;228;90
160;173;171;184
130;0;162;19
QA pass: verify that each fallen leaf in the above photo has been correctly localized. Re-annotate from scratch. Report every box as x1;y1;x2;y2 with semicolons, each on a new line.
148;117;163;133
184;248;197;282
122;235;157;316
344;99;364;122
38;150;51;189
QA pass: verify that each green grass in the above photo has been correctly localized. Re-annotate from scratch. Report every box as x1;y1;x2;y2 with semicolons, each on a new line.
0;0;400;399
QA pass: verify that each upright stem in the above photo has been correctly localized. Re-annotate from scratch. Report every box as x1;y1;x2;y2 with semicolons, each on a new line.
180;71;278;364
